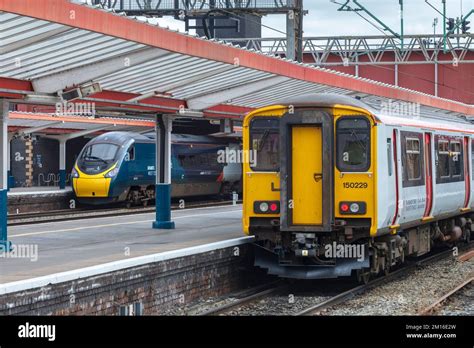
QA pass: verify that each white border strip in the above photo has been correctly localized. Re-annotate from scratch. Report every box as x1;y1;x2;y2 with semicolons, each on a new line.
0;236;254;295
8;188;73;196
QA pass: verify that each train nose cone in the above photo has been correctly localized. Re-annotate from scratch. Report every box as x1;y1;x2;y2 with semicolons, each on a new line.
74;177;110;197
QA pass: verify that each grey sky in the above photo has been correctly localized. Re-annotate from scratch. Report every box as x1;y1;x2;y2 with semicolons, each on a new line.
84;0;473;37
169;0;472;37
266;0;474;37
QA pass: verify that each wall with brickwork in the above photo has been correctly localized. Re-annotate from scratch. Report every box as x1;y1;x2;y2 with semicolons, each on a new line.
0;243;257;315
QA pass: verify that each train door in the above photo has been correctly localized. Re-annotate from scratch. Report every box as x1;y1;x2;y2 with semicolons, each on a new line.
463;136;471;208
423;132;433;217
291;126;323;224
279;110;333;231
391;129;402;226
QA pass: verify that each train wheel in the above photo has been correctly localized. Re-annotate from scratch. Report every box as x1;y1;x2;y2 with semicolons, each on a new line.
383;263;390;276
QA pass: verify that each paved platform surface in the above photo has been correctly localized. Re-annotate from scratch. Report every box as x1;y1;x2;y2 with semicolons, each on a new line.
0;205;243;283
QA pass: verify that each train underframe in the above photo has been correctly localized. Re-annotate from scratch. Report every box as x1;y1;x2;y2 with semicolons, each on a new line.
252;214;473;281
114;181;242;207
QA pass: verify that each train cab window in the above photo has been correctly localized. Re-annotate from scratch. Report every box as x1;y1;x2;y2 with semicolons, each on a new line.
438;140;450;178
336;117;370;172
406;138;421;180
250;118;280;171
81;143;118;162
450;141;462;176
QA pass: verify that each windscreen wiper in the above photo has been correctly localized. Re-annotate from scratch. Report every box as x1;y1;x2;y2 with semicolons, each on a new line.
258;130;270;152
85;155;108;164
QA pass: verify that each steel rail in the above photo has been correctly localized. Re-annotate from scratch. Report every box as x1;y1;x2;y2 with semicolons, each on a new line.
199;282;284;316
295;244;473;316
419;276;473;315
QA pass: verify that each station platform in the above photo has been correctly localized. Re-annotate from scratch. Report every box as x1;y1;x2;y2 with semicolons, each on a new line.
0;204;243;284
7;187;73;214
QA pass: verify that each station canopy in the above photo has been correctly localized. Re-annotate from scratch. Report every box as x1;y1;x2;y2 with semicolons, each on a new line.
7;111;154;136
0;0;473;133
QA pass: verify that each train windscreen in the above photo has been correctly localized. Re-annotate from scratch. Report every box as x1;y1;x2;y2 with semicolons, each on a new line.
79;143;119;174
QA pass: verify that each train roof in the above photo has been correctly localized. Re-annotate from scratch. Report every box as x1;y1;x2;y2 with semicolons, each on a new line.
280;93;376;113
87;131;236;146
144;132;235;144
280;93;474;134
87;132;154;145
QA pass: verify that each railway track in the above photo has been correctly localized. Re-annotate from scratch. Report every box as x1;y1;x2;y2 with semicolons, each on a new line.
198;282;285;316
418;250;473;315
296;245;473;316
8;199;242;226
198;244;473;316
418;277;473;315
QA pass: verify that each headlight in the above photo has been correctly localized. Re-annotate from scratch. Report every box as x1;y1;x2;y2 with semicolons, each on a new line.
259;202;269;213
350;203;360;213
71;167;79;178
105;167;119;178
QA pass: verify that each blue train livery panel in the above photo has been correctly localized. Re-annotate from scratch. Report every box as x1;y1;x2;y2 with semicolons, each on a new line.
72;132;241;206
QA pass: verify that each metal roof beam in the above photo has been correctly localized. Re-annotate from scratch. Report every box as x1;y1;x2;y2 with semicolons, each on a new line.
31;48;171;94
186;76;290;110
45;125;113;141
1;26;71;55
14;121;64;135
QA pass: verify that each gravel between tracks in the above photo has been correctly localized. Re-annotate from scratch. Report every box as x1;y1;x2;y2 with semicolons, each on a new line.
321;253;473;316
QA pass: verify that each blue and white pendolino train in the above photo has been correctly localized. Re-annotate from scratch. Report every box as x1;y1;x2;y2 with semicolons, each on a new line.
72;132;242;206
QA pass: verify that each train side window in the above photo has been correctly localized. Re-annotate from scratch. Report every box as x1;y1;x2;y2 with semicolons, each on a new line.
178;154;185;167
438;140;450;178
401;132;424;187
125;146;135;161
406;138;421;180
450;141;462;176
387;138;392;176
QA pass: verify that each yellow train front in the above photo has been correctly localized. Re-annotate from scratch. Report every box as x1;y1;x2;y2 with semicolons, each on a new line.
243;93;472;280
